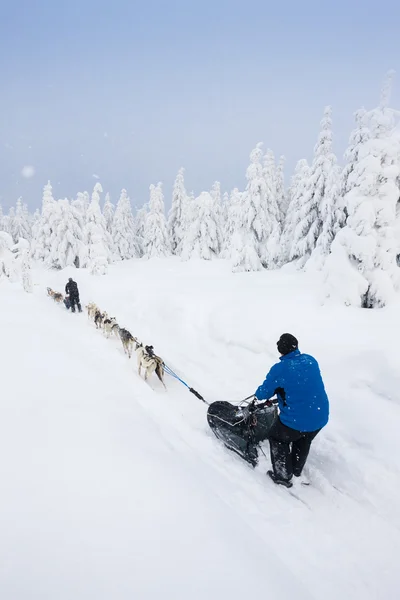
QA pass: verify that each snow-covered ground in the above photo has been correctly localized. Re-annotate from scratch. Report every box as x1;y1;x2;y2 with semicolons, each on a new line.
1;258;399;599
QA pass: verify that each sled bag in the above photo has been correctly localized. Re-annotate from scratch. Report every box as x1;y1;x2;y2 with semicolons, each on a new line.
207;401;277;466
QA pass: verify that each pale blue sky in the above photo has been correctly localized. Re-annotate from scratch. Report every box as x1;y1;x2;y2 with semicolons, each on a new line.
1;0;399;211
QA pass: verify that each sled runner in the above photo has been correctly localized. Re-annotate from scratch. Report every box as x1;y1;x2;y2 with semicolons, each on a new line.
207;400;277;467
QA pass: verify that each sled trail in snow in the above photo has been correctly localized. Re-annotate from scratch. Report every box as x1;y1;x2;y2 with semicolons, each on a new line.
1;258;399;600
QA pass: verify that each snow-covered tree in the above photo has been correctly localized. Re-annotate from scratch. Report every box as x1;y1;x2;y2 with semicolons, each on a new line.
221;188;242;258
143;183;170;258
11;198;31;243
324;73;400;307
261;155;281;269
311;165;342;265
84;183;111;275
230;143;267;272
210;181;223;254
12;238;32;292
133;203;148;258
0;205;3;231
112;189;139;260
181;191;221;260
103;193;114;234
31;181;56;262
0;232;18;281
47;199;85;269
275;156;288;222
221;191;229;227
291;106;337;266
168;168;188;255
282;160;309;263
72;192;87;225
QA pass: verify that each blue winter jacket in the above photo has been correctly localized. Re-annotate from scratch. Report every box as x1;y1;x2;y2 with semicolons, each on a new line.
255;349;329;432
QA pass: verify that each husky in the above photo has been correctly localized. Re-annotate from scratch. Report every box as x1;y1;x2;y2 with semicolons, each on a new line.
86;303;98;320
135;342;166;388
94;310;108;329
103;317;117;339
111;322;121;339
118;328;136;358
47;287;63;303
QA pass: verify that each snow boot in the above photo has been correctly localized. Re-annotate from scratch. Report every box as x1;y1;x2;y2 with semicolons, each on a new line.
267;470;293;488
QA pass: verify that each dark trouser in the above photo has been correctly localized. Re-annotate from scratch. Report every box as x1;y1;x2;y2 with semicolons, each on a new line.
70;295;82;313
268;418;320;482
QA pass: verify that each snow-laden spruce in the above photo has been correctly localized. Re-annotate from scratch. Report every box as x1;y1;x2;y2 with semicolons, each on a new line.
262;152;281;269
11;198;31;244
282;159;310;264
275;155;288;222
103;193;114;234
84;183;111;275
291;106;337;267
181;191;221;260
231;143;266;272
31;181;57;262
133;203;148;258
168;168;188;255
324;73;400;307
112;189;139;260
143;183;170;258
0;232;18;281
71;192;87;225
210;181;223;254
12;238;33;292
221;188;242;258
47;199;85;269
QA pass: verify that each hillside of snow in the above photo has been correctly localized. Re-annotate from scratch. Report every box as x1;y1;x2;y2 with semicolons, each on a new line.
1;258;399;600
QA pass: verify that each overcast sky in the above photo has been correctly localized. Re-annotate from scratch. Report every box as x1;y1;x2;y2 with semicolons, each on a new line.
1;0;399;211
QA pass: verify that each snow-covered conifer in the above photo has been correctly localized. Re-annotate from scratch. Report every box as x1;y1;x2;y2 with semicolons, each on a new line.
71;192;87;225
181;191;221;260
275;156;288;223
31;181;56;262
112;189;139;260
210;181;223;254
282;160;309;263
221;188;242;258
291;106;337;266
168;168;188;255
0;232;18;281
324;73;400;307
133;203;148;258
143;183;170;258
230;143;267;271
103;193;115;234
84;183;111;275
12;198;31;243
47;199;85;269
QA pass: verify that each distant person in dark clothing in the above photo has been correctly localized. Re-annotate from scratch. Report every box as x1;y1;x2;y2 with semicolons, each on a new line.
65;278;82;313
255;333;329;488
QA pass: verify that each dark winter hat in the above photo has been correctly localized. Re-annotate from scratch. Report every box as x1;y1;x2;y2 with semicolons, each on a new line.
68;278;73;282
277;333;298;356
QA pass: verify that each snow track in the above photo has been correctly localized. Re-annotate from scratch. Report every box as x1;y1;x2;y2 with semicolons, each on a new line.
1;259;399;599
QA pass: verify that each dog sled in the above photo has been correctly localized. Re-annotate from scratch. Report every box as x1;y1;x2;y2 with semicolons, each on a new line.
207;399;277;467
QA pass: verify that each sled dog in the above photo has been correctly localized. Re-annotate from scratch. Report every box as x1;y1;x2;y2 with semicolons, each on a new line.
47;287;63;303
103;317;117;339
94;310;108;329
86;303;98;320
135;342;166;388
119;328;136;358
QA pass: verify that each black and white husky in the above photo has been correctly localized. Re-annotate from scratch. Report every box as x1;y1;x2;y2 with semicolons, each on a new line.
118;327;136;358
135;342;166;388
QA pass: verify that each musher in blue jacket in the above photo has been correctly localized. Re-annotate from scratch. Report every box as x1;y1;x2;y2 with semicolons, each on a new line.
255;333;329;488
